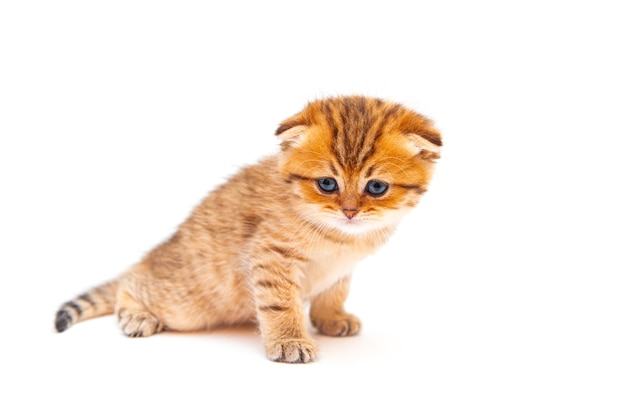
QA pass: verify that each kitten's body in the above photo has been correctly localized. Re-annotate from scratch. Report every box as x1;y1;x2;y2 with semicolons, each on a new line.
55;96;441;363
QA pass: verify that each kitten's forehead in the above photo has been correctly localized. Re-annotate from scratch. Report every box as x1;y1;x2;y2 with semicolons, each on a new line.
276;95;442;174
317;97;397;169
311;96;439;169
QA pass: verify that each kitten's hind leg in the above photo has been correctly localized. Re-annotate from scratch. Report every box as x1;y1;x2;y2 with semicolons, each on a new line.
310;276;361;337
115;290;163;338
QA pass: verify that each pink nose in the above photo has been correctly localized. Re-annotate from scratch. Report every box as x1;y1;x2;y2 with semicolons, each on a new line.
342;208;358;219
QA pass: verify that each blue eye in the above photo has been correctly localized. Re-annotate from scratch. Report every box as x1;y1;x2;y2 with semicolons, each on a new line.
366;180;388;196
317;177;338;193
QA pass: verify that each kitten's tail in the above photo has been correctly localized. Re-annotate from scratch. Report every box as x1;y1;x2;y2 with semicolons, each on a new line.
54;280;118;333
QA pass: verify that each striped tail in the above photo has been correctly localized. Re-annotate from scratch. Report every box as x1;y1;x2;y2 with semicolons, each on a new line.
55;280;119;332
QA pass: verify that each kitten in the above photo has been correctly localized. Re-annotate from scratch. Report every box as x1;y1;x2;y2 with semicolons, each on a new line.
54;96;442;363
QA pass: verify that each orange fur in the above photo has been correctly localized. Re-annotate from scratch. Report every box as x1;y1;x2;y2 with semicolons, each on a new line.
55;96;442;363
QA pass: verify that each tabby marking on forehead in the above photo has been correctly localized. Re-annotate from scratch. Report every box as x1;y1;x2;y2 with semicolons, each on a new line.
320;98;403;169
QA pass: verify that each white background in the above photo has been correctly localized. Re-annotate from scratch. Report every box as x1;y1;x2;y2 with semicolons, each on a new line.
1;1;624;416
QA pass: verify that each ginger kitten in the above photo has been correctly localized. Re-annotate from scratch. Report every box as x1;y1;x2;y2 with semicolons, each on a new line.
54;96;442;363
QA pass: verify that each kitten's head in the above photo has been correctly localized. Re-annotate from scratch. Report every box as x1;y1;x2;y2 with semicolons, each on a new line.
276;96;441;236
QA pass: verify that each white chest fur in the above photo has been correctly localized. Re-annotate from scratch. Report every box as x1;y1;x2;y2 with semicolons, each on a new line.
299;245;370;300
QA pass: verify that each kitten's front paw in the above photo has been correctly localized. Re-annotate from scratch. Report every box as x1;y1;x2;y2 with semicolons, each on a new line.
118;309;163;338
312;313;361;337
265;338;318;363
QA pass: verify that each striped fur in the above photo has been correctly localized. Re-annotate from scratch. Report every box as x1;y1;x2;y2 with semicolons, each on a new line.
55;280;117;332
54;96;441;363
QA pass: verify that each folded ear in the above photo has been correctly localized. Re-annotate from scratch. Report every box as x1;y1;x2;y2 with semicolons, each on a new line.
276;124;308;151
406;128;442;161
275;114;309;151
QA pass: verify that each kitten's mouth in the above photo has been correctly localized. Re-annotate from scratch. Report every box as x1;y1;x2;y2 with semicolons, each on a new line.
313;211;376;235
333;216;373;234
341;217;364;225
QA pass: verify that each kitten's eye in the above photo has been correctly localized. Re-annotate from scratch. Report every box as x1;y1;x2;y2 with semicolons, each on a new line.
317;177;338;193
366;180;388;196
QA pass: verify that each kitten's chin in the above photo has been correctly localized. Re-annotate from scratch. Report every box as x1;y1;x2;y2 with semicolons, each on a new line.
331;220;371;235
